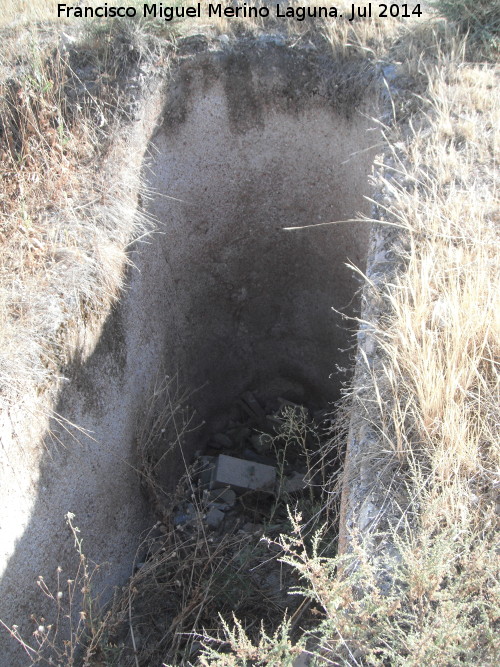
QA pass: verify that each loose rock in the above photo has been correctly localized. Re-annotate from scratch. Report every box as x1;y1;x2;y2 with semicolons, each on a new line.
250;432;273;454
208;488;236;507
205;507;225;529
241;522;264;534
213;454;276;493
284;471;308;494
198;456;215;487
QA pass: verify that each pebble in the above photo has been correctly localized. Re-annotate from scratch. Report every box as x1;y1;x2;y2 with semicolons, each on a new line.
208;488;237;506
239;392;266;424
208;440;223;450
278;397;304;411
205;507;225;529
173;513;190;526
241;522;264;534
198;456;215;487
173;502;196;526
207;502;230;512
284;471;307;494
227;426;251;444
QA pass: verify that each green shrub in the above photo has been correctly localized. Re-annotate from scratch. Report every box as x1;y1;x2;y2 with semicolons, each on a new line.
430;0;500;54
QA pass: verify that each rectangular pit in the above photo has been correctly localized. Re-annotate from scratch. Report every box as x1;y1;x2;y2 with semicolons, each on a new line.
0;41;380;663
129;46;379;455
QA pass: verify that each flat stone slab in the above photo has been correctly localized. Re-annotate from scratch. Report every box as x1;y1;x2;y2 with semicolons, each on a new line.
212;454;276;493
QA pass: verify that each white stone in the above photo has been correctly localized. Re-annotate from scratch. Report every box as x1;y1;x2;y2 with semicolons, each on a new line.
213;454;276;493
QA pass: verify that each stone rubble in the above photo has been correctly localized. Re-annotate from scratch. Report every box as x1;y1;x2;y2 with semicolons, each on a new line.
171;392;330;533
133;392;335;664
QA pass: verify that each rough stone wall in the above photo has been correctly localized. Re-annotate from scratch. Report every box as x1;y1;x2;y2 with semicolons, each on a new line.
338;222;400;555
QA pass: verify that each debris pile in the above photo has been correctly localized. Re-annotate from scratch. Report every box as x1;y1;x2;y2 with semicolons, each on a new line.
110;392;337;664
170;392;333;535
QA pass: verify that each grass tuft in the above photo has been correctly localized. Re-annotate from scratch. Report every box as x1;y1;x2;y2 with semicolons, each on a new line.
430;0;500;56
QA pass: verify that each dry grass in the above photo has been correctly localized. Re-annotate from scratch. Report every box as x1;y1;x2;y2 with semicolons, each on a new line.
1;1;63;27
117;379;340;666
430;0;500;57
0;17;160;404
371;46;499;516
0;512;112;666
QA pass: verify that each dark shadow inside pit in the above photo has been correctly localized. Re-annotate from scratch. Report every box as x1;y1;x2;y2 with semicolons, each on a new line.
128;47;379;465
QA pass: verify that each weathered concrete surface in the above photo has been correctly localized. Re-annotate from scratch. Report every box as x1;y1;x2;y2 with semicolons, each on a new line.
338;223;401;558
0;42;378;663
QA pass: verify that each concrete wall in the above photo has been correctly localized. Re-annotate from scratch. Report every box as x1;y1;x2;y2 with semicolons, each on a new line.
0;43;378;663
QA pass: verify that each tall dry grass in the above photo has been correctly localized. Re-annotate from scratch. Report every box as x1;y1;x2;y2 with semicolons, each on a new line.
1;0;62;27
0;15;158;404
